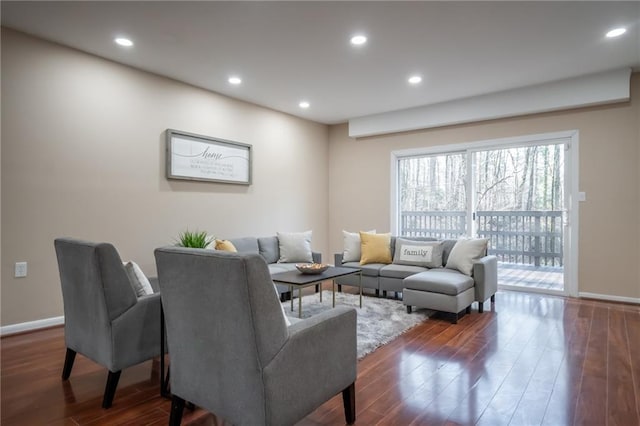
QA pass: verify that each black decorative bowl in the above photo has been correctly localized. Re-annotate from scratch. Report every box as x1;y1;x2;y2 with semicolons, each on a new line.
296;263;329;274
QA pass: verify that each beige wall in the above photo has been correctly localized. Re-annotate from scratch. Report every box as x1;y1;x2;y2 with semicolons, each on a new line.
1;29;330;326
329;74;640;300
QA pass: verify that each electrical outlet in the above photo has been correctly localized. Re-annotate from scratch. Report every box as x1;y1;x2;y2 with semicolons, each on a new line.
15;262;27;278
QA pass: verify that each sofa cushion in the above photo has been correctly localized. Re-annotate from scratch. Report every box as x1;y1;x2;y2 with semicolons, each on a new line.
342;261;385;277
360;232;392;265
258;236;279;264
277;231;313;263
445;238;489;275
380;264;429;279
229;237;260;254
393;239;443;268
342;229;375;263
403;269;474;296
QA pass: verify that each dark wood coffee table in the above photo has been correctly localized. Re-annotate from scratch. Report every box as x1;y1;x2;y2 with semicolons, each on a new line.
271;266;362;317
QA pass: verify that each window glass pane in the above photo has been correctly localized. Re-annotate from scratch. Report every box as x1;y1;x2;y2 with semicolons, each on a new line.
473;144;565;211
398;153;466;238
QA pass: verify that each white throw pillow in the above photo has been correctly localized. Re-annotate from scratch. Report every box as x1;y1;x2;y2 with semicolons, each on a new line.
273;284;291;326
445;238;489;276
342;229;376;263
123;261;154;296
277;231;313;263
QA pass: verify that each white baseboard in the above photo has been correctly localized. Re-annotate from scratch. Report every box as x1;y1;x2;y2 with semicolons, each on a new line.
1;316;64;336
579;292;640;305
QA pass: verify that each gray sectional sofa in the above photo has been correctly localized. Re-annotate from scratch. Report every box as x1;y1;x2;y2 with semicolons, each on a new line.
227;236;322;300
334;236;498;322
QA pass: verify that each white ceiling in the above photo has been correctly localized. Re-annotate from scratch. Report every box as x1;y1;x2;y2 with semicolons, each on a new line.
2;1;639;124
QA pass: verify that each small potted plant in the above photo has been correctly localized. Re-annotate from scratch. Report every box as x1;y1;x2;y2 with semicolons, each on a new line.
176;230;213;248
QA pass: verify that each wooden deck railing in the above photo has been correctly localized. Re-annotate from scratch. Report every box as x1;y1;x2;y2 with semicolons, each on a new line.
401;210;563;267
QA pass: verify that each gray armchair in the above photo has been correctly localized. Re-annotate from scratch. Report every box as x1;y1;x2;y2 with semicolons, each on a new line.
54;238;163;408
154;247;357;426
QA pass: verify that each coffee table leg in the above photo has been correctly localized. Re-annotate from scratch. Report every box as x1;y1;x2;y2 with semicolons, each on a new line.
359;272;363;308
290;285;294;312
298;287;302;317
320;283;323;303
332;280;336;308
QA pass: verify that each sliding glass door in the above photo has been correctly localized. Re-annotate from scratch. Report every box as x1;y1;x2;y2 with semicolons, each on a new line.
395;135;572;295
472;144;565;292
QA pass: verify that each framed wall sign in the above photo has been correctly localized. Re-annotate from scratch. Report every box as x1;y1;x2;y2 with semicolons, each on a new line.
166;129;252;185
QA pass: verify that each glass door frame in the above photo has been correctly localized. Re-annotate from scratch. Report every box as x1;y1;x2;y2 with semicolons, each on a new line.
390;130;579;297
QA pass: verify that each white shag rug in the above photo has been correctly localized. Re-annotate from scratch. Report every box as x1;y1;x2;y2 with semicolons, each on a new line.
282;290;430;359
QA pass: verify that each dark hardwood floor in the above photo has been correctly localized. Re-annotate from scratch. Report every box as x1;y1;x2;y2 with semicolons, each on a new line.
2;289;639;425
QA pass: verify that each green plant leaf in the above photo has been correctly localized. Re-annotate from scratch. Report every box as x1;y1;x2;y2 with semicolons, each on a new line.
176;230;214;248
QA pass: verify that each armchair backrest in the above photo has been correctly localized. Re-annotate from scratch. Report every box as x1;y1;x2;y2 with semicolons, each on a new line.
54;238;137;364
154;247;289;414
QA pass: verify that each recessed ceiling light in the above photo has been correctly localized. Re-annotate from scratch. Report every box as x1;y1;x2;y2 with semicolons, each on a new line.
408;75;422;84
114;37;133;47
350;35;367;46
299;101;310;109
228;76;242;85
606;27;626;38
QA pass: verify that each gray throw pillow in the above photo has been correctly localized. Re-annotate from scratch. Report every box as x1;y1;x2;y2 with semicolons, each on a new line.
393;239;444;268
277;230;313;263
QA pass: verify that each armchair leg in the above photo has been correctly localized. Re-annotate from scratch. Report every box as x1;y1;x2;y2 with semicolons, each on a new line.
338;284;342;292
170;395;186;426
406;305;412;314
342;382;356;425
478;301;484;313
102;370;121;409
62;348;76;380
491;294;496;303
375;289;379;297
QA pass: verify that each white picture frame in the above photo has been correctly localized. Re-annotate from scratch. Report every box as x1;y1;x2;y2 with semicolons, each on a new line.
166;129;252;185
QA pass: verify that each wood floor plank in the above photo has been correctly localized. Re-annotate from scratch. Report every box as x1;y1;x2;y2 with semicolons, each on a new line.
624;308;640;423
607;307;639;426
2;290;639;426
573;304;608;426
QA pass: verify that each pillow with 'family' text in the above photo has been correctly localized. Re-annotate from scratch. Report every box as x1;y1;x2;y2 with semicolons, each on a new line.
393;239;444;268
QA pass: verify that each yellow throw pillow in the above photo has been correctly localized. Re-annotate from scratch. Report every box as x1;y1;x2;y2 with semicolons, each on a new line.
215;239;237;252
359;232;392;265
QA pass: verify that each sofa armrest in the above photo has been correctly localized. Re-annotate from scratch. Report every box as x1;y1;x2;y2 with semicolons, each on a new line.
148;276;160;293
334;252;344;265
473;255;498;303
263;306;357;421
111;291;164;370
312;251;322;264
